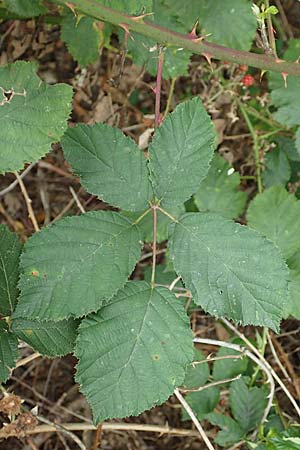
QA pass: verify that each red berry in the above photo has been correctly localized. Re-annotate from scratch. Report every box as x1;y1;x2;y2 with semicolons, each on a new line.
239;64;248;72
242;74;255;87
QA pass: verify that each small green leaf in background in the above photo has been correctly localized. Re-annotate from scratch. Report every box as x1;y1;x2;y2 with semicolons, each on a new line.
206;413;244;447
182;387;220;421
3;0;46;17
230;377;268;433
258;429;300;450
274;136;300;163
62;123;152;212
269;39;300;127
14;211;142;321
263;148;291;189
0;225;22;316
122;205;184;243
296;129;300;160
213;345;248;381
247;186;300;260
75;281;193;423
61;11;101;67
169;212;288;331
0;321;18;384
195;0;257;51
194;153;247;219
182;348;210;389
149;97;216;207
143;264;183;288
12;318;78;358
0;61;73;173
126;0;192;79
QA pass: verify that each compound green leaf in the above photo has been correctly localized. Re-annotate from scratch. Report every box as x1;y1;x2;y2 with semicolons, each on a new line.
169;213;288;331
61;12;101;67
194;153;247;219
247;186;300;260
263;148;291;188
269;40;300;127
182;387;220;421
0;61;73;173
0;225;22;316
182;348;210;389
3;0;46;17
62;123;152;211
75;281;193;423
12;317;78;358
195;0;257;51
230;377;268;433
212;345;248;381
149;97;216;207
0;321;18;384
206;413;244;447
14;211;142;321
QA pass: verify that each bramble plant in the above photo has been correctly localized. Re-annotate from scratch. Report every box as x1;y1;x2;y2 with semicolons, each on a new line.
1;0;300;448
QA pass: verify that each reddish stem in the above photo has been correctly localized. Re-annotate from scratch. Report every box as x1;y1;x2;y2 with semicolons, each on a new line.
155;47;164;128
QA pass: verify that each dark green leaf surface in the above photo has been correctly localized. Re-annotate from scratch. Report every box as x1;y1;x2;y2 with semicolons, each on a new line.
12;317;78;357
15;211;142;321
62;123;151;211
0;321;18;383
149;98;216;207
61;12;101;67
0;225;21;316
247;186;300;260
169;213;288;331
230;377;268;433
194;153;247;219
75;281;193;423
96;0;152;14
3;0;46;17
0;61;73;173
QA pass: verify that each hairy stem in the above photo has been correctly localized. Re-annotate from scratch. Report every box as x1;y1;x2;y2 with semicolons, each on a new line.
52;0;300;76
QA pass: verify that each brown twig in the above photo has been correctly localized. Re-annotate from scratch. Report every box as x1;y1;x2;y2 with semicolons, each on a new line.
14;171;40;232
27;422;201;437
92;422;103;450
